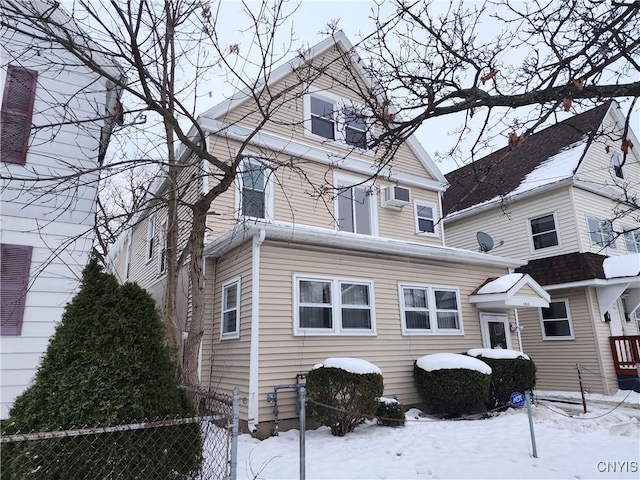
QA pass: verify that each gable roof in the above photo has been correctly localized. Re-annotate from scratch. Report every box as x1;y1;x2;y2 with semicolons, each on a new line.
469;273;550;309
443;102;613;217
196;31;447;185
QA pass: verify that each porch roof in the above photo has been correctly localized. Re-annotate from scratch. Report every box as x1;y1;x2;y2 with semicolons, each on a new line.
469;273;550;310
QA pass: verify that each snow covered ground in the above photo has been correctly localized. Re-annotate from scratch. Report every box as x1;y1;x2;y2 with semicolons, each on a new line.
236;391;639;480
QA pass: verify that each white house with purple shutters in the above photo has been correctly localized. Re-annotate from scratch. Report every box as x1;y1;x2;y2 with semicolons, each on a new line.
0;8;122;417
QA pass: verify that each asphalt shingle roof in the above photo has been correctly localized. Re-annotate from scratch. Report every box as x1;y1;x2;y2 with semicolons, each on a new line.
515;252;607;286
443;102;612;216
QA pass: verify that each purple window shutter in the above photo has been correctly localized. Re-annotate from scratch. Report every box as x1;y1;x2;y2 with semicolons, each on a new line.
1;244;33;336
1;65;38;165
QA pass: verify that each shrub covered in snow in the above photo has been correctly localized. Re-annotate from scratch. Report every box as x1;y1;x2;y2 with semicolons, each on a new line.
1;259;200;478
376;397;405;427
306;358;384;436
467;348;536;410
413;353;491;416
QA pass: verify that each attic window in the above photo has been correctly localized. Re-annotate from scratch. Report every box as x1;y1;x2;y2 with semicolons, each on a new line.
344;109;367;148
310;96;335;140
611;153;624;179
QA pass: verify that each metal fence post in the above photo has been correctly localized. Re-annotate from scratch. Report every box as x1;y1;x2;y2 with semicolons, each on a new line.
525;390;538;458
229;388;239;480
299;386;306;480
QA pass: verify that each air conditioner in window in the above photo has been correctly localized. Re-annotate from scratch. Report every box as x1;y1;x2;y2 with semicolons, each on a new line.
381;185;411;209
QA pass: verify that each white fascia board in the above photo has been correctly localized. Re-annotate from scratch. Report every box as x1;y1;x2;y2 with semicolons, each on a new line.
469;295;549;309
199;118;447;191
203;221;524;268
543;275;640;291
443;178;574;224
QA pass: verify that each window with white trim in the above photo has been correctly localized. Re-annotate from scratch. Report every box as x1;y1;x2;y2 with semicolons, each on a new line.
146;215;155;261
587;216;617;249
399;284;463;334
238;159;270;220
221;278;240;339
158;218;167;274
124;234;131;280
623;225;640;253
415;202;436;234
336;181;374;235
611;152;624;179
529;213;559;250
344;108;367;148
540;299;574;339
310;96;336;140
295;276;375;334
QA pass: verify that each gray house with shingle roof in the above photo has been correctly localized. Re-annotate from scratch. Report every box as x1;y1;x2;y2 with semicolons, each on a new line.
443;101;640;394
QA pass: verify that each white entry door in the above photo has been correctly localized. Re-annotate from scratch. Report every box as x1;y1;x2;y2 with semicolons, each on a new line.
607;299;625;337
480;313;512;350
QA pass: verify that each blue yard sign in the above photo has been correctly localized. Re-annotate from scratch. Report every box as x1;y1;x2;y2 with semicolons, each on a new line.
510;391;526;408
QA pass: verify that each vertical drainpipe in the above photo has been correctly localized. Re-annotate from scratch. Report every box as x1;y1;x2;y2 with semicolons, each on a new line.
248;229;266;432
509;267;524;352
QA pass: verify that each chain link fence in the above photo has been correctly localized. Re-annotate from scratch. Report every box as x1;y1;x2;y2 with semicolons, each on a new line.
0;387;239;480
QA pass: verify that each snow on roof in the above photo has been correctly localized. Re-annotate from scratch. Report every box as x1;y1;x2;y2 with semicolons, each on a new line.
603;254;640;279
509;137;588;196
319;358;382;375
467;348;530;361
476;273;524;294
416;353;491;375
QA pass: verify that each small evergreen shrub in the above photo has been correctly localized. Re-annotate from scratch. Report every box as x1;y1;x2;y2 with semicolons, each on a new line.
468;349;536;410
376;397;405;427
413;354;491;417
306;359;384;436
1;259;200;479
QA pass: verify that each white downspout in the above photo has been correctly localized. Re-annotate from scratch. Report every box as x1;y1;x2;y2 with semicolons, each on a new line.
509;267;524;352
438;191;446;246
248;229;266;432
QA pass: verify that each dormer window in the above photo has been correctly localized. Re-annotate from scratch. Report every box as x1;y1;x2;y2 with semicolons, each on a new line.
611;152;624;179
310;96;335;140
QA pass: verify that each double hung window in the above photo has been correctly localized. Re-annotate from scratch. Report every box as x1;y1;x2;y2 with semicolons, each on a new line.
240;160;268;219
623;226;640;253
146;215;155;261
336;182;373;235
587;216;616;248
310;97;335;140
295;276;374;334
221;278;240;339
415;202;436;234
399;284;462;334
344;109;367;148
540;300;573;339
611;153;624;179
529;213;559;250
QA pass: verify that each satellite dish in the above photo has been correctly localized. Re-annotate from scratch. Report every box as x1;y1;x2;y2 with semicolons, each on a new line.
477;231;494;252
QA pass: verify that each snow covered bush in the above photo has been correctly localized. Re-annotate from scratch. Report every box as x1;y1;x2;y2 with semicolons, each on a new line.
468;348;536;410
413;353;491;417
376;397;405;427
1;259;200;479
306;358;384;436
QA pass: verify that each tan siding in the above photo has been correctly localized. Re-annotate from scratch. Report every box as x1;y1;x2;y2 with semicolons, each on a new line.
201;244;253;420
255;241;512;421
515;284;539;298
518;288;609;394
586;287;619;394
577;112;640;189
571;187;640;256
445;187;577;259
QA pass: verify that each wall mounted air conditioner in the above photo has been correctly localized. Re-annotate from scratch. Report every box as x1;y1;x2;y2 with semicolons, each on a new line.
381;185;411;209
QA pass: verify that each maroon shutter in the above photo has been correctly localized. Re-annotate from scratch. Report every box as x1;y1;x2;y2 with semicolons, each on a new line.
1;244;33;336
1;65;38;165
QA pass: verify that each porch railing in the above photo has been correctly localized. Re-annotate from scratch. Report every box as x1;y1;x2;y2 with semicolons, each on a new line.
610;335;640;376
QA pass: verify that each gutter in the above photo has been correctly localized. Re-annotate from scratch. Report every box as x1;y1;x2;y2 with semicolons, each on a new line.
203;222;525;269
542;276;639;291
247;229;266;432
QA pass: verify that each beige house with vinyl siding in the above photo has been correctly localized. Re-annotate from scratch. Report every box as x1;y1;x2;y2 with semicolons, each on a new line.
108;32;549;436
444;101;640;396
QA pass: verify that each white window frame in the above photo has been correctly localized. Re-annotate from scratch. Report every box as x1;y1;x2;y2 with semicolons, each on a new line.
611;152;625;180
303;86;372;151
158;218;168;274
124;233;132;280
527;212;561;252
293;274;376;336
586;215;617;249
622;225;640;253
398;283;464;336
333;174;378;236
220;277;241;340
414;200;438;236
146;214;155;262
234;156;274;222
539;299;574;340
